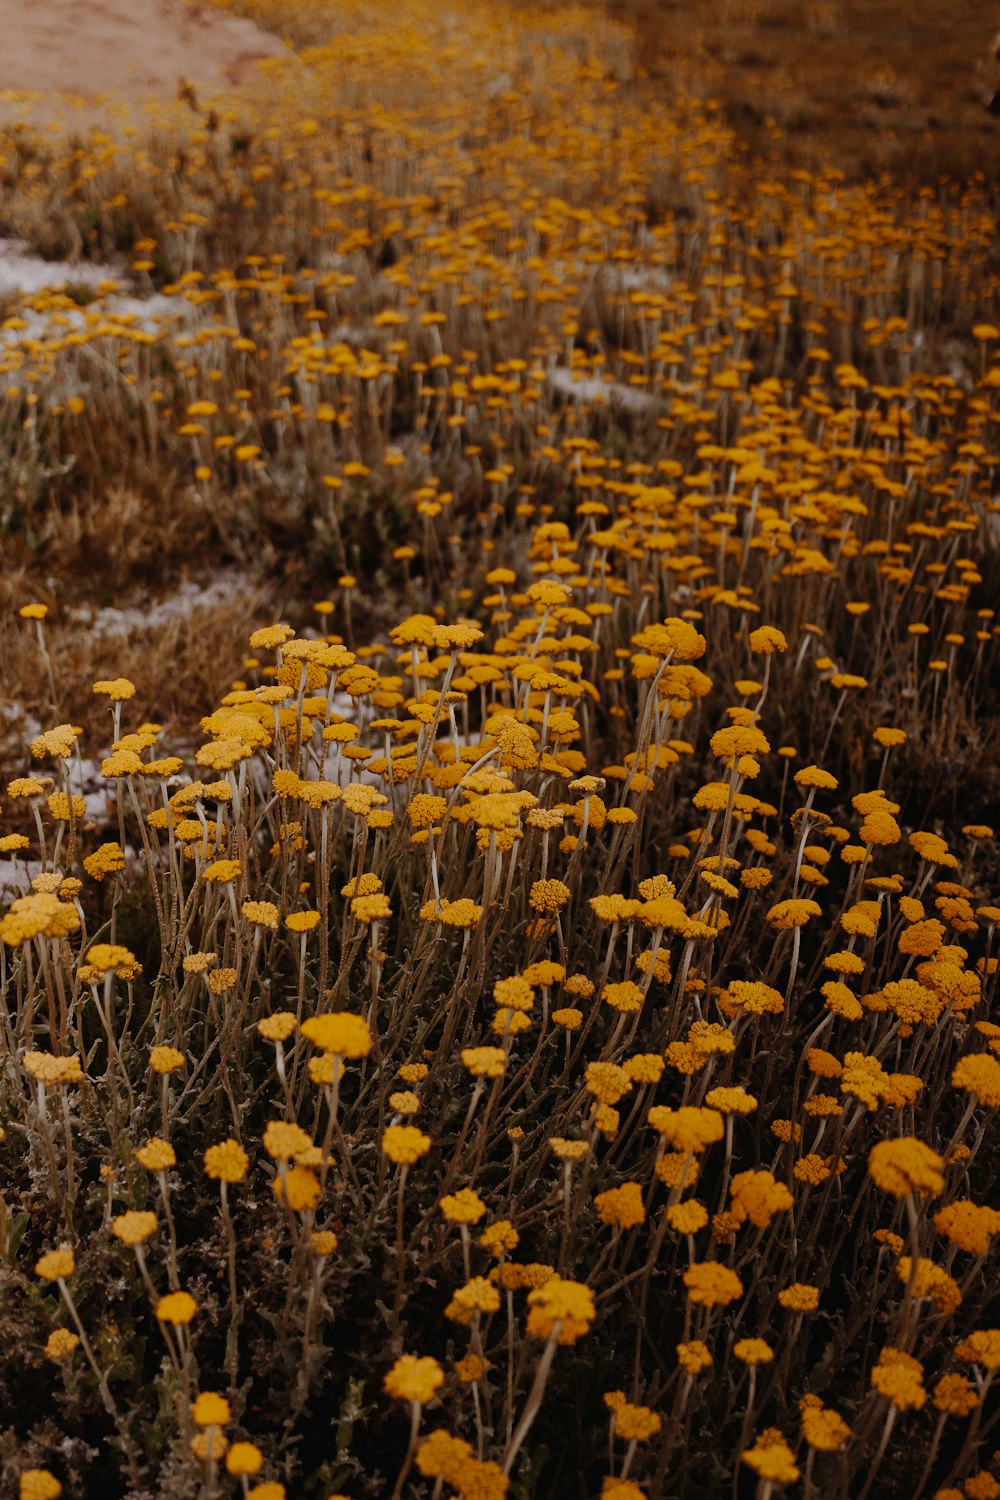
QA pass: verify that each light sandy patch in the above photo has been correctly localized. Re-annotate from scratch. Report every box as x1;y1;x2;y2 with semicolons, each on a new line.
0;0;286;114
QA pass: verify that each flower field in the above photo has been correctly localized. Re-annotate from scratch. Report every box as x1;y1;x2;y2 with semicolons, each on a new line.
0;2;998;1498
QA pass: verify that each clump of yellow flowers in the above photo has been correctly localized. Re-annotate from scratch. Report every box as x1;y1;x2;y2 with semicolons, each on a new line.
1;0;999;1494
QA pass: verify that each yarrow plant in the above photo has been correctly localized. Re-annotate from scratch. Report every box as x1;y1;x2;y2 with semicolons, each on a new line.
0;0;999;1497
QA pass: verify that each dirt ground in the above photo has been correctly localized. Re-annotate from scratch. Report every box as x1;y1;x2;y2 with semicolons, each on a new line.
594;0;1000;182
0;0;285;118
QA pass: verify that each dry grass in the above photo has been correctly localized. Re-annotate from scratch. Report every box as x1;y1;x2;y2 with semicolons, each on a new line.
546;0;1000;185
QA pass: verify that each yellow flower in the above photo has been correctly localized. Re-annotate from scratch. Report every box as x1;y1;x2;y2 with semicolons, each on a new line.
23;1053;84;1087
242;900;280;929
594;1182;645;1229
445;1276;501;1324
525;1275;594;1342
36;1248;74;1282
300;1012;371;1057
461;1046;507;1077
528;878;571;913
192;1392;231;1427
952;1053;1000;1107
741;1429;799;1484
683;1261;743;1307
93;678;136;701
748;625;787;654
729;1170;793;1228
156;1291;198;1325
676;1340;712;1375
204;1139;249;1183
870;1346;926;1410
647;1106;723;1154
225;1443;264;1476
383;1125;432;1166
135;1137;176;1172
765;898;821;930
733;1338;773;1365
778;1283;820;1312
667;1200;709;1235
605;1395;662;1441
262;1121;312;1161
351;893;392;922
799;1394;850;1450
258;1012;298;1043
84;943;137;975
601;981;643;1013
440;1188;487;1224
868;1138;944;1197
480;1221;519;1255
931;1374;978;1417
44;1329;79;1361
934;1200;1000;1256
894;1258;961;1313
112;1211;158;1247
384;1354;445;1404
273;1166;321;1212
149;1045;184;1075
19;1472;61;1500
955;1331;1000;1371
285;911;321;933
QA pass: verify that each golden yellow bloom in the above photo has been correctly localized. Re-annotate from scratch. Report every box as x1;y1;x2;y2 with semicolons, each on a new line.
604;1394;662;1441
225;1443;264;1477
23;1053;84;1087
440;1188;487;1224
204;1139;249;1183
258;1012;298;1042
952;1053;1000;1107
384;1354;445;1404
36;1248;74;1282
84;943;137;975
799;1394;850;1450
868;1138;945;1197
300;1012;371;1057
285;910;321;933
677;1340;712;1375
149;1045;184;1075
156;1291;198;1325
273;1165;321;1212
383;1125;432;1166
192;1392;231;1427
955;1331;1000;1371
526;1275;594;1342
730;1170;793;1228
44;1329;79;1362
112;1211;158;1247
461;1046;507;1077
445;1276;501;1324
779;1283;820;1312
931;1374;978;1417
733;1338;773;1365
242;900;280;929
647;1106;723;1154
135;1137;176;1172
601;981;643;1013
667;1200;709;1235
594;1182;645;1228
19;1472;61;1500
870;1346;925;1409
741;1430;799;1484
262;1121;313;1161
529;878;571;913
683;1261;743;1306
